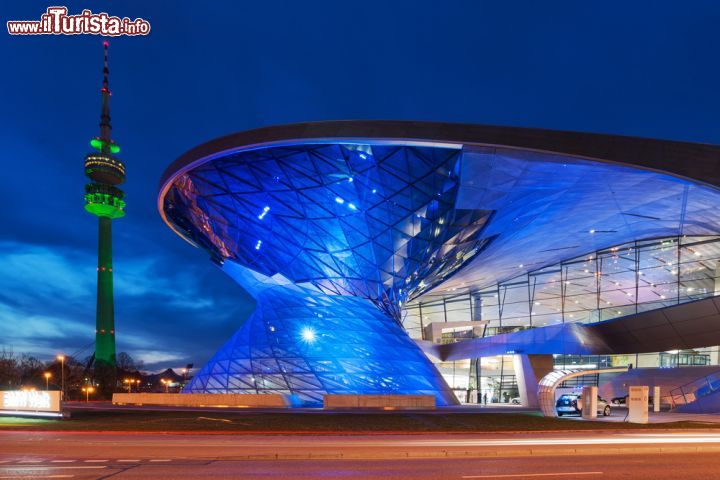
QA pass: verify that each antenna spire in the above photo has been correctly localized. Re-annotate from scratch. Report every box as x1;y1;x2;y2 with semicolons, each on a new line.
99;40;111;144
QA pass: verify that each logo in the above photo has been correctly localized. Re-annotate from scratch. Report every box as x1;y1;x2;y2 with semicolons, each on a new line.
3;391;51;409
7;7;151;36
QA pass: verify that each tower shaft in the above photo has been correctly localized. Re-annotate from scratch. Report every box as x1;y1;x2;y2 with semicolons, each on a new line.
84;40;125;374
94;216;116;364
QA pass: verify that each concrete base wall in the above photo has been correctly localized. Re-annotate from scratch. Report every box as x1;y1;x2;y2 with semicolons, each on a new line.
323;395;435;410
112;393;288;408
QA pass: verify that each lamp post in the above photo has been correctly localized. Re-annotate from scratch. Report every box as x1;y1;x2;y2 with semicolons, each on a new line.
82;386;95;402
161;379;170;393
123;378;132;393
56;355;65;398
44;372;51;391
135;379;141;392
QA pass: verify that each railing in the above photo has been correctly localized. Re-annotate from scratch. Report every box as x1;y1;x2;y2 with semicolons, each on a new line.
669;371;720;408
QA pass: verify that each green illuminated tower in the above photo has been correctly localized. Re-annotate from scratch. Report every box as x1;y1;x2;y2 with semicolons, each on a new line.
84;41;125;370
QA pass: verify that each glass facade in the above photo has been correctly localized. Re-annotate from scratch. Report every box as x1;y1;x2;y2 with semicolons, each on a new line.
163;143;494;321
184;274;458;407
407;235;720;402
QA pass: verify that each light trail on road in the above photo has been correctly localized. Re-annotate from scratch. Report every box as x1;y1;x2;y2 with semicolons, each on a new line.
17;431;717;448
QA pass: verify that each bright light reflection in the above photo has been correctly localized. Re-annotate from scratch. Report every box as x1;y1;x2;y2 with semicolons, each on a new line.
300;327;316;343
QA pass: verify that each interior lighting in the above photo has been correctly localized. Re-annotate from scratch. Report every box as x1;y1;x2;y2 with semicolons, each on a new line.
300;327;316;343
257;206;270;220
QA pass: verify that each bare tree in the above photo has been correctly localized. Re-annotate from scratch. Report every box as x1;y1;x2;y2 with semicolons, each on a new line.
116;352;144;374
0;349;20;389
116;351;137;371
19;354;44;386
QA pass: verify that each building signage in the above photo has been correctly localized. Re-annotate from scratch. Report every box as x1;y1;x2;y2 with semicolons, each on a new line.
0;390;62;417
627;385;649;423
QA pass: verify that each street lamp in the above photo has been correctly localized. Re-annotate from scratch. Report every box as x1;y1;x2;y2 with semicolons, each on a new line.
160;379;170;393
56;355;65;398
135;379;141;392
43;372;51;391
81;386;95;402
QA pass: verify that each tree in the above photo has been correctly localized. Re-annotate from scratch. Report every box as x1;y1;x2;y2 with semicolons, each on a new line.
0;349;20;389
19;354;44;386
116;352;140;371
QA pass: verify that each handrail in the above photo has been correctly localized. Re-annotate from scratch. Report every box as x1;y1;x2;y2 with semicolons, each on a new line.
669;370;720;407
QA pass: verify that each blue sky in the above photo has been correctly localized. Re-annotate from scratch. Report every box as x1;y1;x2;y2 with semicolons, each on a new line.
1;1;719;370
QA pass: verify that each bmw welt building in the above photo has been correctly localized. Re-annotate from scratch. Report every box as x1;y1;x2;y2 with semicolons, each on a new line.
158;121;720;408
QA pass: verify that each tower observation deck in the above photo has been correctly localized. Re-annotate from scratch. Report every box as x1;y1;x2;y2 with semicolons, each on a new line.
84;41;125;369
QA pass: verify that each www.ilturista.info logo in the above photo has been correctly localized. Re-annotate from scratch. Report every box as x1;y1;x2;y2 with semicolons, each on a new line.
7;7;151;36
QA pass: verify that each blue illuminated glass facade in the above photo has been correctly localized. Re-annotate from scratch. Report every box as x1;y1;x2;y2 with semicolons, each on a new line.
164;144;495;320
184;272;458;406
164;142;500;405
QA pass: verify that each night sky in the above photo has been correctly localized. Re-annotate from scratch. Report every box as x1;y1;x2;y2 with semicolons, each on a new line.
1;1;719;370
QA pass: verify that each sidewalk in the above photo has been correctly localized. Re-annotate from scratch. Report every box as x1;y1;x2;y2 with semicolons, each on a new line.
563;409;720;424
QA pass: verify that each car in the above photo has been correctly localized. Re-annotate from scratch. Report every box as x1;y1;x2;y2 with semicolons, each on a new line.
556;393;611;416
511;397;521;405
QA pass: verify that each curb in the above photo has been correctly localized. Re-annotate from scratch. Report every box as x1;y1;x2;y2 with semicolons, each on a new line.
156;444;720;461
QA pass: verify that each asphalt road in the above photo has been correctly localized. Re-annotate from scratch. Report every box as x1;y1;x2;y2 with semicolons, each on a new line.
0;454;719;479
3;431;720;479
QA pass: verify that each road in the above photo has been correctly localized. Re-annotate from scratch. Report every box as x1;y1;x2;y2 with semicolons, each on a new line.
0;454;719;479
2;431;720;479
